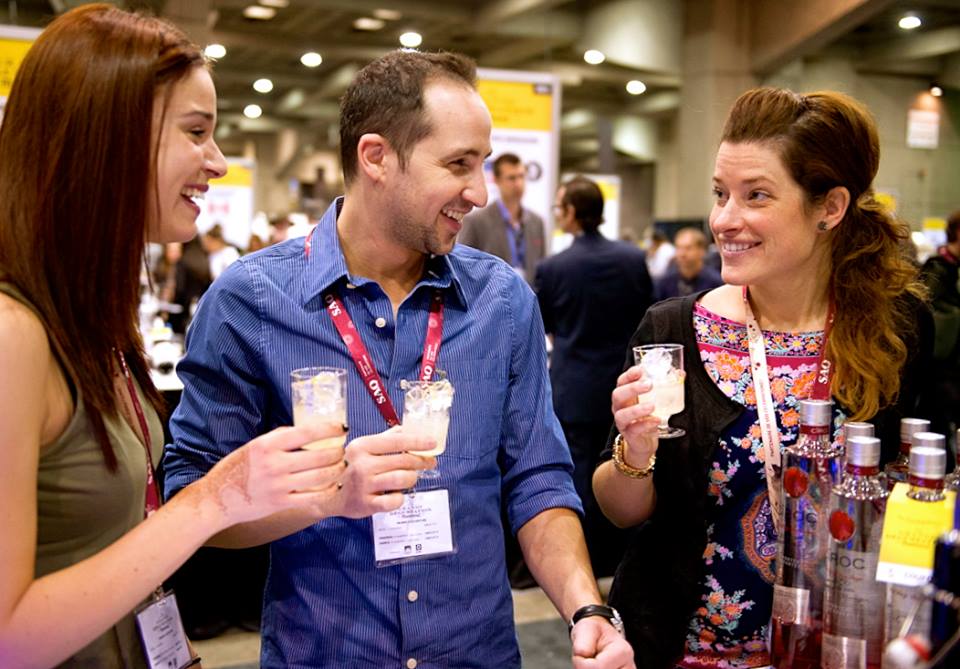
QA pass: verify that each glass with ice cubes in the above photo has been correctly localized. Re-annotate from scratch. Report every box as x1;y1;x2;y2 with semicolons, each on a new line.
290;367;348;450
401;377;455;479
633;344;686;439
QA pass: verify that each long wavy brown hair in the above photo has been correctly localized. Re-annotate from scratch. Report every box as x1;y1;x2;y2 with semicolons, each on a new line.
720;87;925;421
0;4;204;468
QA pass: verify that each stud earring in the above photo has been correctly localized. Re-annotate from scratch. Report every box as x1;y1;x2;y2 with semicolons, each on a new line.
817;221;829;232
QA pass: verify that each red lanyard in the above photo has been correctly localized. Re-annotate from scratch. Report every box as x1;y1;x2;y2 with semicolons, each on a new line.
306;225;446;425
324;290;444;427
116;350;161;517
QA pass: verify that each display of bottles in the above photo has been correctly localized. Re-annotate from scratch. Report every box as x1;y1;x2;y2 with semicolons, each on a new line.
822;436;889;669
930;526;960;668
772;399;843;669
884;418;930;489
884;437;946;658
944;429;960;493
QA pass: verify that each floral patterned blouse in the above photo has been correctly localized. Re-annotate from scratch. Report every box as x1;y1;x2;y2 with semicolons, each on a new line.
679;303;845;669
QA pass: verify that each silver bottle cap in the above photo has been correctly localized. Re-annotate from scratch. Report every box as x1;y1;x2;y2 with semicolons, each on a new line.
846;436;881;467
901;417;931;443
843;422;874;440
909;443;946;479
799;399;833;427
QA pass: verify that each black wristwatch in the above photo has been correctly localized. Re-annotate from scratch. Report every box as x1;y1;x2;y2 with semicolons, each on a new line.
568;604;625;637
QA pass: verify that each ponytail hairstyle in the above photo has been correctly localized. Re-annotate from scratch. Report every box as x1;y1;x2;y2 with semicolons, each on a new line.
0;4;205;468
721;87;925;420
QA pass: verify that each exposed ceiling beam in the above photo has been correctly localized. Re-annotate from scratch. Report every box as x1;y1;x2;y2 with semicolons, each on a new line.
527;62;681;89
473;0;572;32
209;28;391;61
860;26;960;66
212;0;470;21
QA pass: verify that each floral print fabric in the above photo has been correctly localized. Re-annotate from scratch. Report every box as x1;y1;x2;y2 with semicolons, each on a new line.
679;303;844;668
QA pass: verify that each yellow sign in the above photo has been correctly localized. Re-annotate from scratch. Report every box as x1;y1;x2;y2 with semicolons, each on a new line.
923;216;946;232
874;191;897;215
212;162;253;187
477;79;553;132
0;36;35;99
877;483;955;582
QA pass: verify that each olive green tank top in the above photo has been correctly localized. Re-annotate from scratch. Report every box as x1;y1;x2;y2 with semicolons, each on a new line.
0;283;163;668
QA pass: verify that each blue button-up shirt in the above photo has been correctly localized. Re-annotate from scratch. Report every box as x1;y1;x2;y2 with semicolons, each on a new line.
163;198;580;668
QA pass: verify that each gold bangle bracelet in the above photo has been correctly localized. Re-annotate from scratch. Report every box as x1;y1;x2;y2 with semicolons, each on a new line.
612;433;656;479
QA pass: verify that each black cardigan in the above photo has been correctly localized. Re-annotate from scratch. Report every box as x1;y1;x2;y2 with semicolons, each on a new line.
601;291;933;669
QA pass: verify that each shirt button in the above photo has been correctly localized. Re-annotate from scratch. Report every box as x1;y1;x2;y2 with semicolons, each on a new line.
407;590;418;602
346;283;356;289
375;317;387;328
406;659;417;669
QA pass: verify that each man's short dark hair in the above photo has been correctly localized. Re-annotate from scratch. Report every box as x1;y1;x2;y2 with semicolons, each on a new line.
675;226;708;249
561;176;604;233
492;153;522;178
948;210;960;244
339;50;477;185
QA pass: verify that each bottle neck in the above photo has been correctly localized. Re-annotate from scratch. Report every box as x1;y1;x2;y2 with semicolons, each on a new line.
846;464;880;477
907;475;946;501
899;439;911;457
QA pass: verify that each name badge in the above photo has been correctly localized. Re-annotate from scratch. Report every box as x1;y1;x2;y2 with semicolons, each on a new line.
135;591;193;669
372;489;456;567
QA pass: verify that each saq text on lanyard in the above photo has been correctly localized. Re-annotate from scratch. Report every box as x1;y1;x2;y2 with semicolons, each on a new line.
305;228;444;425
742;286;835;535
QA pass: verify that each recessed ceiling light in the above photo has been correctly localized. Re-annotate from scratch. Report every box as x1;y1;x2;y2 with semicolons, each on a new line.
399;31;422;48
259;0;289;7
354;17;385;31
300;51;323;68
373;8;402;20
243;5;276;20
253;78;274;93
204;43;226;59
898;14;921;30
626;80;646;95
243;104;263;119
584;49;605;65
930;84;944;97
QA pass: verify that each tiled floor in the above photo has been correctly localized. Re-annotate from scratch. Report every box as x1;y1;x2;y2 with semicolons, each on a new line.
195;578;611;668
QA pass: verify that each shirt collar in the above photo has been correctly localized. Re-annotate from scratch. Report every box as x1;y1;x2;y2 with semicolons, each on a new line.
302;197;468;308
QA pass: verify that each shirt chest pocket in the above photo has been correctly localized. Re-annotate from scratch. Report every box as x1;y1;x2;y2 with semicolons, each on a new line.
413;356;507;461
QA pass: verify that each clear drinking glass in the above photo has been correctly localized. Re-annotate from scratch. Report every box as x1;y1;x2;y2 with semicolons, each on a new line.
401;377;455;479
290;367;348;450
633;344;686;439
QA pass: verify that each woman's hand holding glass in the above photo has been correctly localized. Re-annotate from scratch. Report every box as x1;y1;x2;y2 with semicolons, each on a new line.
611;365;663;471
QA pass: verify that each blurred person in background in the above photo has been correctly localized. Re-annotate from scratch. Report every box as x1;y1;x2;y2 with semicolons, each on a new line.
201;223;240;280
644;228;675;281
655;227;723;301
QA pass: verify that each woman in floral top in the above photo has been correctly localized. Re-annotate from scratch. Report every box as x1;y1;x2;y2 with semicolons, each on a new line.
593;87;932;669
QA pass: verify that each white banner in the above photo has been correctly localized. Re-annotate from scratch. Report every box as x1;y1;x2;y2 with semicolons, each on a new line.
196;158;255;251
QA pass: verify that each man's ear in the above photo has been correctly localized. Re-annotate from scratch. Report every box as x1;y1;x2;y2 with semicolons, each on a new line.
356;133;391;183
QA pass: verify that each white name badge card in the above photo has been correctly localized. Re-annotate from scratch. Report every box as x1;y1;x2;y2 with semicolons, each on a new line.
135;591;193;669
372;489;456;567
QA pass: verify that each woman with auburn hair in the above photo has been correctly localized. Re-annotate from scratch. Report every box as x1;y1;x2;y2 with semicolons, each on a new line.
593;87;932;668
0;5;347;667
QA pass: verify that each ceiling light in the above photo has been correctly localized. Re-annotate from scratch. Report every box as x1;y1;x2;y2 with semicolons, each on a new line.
253;78;274;93
930;84;944;97
300;51;323;68
243;5;276;20
399;31;422;48
898;14;921;30
626;80;647;95
354;17;385;31
243;104;263;119
259;0;289;7
204;43;226;59
374;8;402;20
583;49;605;65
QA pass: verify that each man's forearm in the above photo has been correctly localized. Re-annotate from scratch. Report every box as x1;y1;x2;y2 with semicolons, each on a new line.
207;508;318;548
516;507;601;620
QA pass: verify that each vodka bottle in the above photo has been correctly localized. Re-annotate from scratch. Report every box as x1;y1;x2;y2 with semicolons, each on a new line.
884;437;947;657
944;429;960;493
822;436;889;669
772;399;842;669
930;527;960;668
884;418;931;489
841;421;874;470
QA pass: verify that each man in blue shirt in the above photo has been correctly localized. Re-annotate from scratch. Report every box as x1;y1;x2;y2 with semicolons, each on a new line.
163;51;634;669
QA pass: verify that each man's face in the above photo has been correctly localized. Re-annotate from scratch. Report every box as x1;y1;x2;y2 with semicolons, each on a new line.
387;79;492;256
494;161;526;204
674;230;706;278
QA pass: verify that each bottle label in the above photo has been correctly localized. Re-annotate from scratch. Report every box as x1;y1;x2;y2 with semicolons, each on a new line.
877;484;955;585
772;583;810;625
824;548;884;660
885;583;932;642
821;632;866;669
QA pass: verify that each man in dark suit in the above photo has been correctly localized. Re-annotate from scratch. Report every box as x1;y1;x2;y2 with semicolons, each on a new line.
458;153;545;284
535;176;653;576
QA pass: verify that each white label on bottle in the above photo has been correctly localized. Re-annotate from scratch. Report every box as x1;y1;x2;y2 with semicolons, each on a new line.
885;583;932;642
824;548;885;650
772;583;811;625
822;632;866;669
